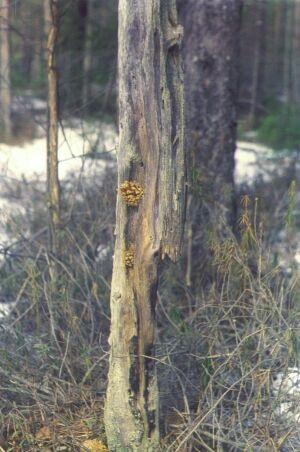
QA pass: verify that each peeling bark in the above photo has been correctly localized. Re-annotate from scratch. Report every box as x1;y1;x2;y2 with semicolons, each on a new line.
104;0;185;450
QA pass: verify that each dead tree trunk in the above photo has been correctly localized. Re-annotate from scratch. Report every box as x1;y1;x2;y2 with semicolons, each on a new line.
0;0;11;139
180;0;242;289
104;0;185;450
47;0;61;254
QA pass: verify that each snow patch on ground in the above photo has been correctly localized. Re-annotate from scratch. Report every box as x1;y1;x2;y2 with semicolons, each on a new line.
0;123;116;181
0;121;117;268
235;141;273;184
235;140;300;185
272;368;300;423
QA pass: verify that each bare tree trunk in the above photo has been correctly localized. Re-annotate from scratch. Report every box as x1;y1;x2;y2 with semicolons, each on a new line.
248;0;266;129
270;0;284;97
44;0;51;62
82;0;93;111
283;0;293;104
292;0;300;106
47;0;61;254
180;0;242;290
104;0;185;450
0;0;11;139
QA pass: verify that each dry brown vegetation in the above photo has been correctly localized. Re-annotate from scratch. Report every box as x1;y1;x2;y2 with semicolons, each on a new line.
0;163;299;451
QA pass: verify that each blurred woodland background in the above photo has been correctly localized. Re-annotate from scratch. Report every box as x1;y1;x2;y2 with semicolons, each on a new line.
0;0;300;451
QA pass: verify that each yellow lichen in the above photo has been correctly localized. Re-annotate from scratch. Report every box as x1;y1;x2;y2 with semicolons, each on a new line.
82;438;108;451
119;180;144;206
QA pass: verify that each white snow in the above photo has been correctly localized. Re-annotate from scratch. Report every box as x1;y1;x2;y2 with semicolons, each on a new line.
0;132;298;318
234;141;273;184
0;123;116;181
0;121;117;318
272;368;300;423
235;140;300;185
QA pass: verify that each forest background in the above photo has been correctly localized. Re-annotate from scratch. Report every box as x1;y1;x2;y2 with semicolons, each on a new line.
0;0;300;451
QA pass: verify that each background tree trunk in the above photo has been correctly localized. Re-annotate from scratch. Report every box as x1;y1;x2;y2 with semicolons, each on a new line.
104;0;185;449
0;0;11;139
82;0;93;112
283;0;293;104
291;0;300;106
44;0;51;60
47;0;61;255
179;0;242;289
248;0;266;129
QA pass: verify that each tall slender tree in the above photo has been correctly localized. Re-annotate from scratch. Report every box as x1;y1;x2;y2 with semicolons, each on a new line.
0;0;11;139
291;0;300;106
82;0;94;111
104;0;185;449
248;0;266;129
283;0;293;104
180;0;242;289
47;0;61;255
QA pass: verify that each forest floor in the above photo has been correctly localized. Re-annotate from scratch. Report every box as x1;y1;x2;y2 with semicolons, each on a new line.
0;113;300;450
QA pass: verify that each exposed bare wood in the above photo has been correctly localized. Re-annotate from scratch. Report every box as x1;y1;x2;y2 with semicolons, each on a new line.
104;0;185;449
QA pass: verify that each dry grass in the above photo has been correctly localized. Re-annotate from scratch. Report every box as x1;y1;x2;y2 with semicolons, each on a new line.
157;193;300;451
0;165;299;451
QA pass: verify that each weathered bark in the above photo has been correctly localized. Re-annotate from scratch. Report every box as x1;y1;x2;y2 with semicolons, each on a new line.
47;0;61;254
179;0;241;288
0;0;11;139
104;0;185;450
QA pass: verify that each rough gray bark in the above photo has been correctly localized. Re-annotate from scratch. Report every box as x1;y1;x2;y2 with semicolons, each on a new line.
180;0;241;288
104;0;185;450
0;0;11;139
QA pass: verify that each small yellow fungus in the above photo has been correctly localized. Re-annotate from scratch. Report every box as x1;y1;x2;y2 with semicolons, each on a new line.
119;180;144;206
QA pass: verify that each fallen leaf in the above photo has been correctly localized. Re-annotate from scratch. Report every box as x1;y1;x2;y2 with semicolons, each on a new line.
36;425;52;440
82;438;108;451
